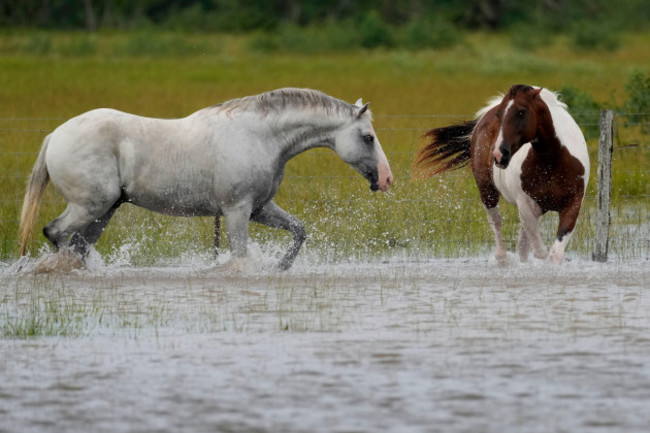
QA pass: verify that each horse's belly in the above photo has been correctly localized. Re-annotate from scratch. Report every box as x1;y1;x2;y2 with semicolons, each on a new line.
130;195;217;217
126;182;219;217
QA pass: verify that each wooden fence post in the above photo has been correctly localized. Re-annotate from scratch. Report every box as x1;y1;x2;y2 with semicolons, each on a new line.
592;109;614;262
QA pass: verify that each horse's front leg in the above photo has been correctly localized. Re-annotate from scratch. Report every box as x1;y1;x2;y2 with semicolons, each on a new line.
550;198;582;264
214;213;221;257
251;200;306;270
223;202;253;259
485;206;507;261
517;226;530;262
517;195;548;261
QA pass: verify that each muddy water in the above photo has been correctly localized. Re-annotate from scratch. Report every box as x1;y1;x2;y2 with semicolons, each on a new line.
1;257;649;432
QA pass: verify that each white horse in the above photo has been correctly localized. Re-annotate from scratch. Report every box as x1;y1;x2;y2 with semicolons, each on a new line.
19;88;393;270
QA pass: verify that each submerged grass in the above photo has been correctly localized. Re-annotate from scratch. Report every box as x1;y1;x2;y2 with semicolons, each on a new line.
0;31;648;263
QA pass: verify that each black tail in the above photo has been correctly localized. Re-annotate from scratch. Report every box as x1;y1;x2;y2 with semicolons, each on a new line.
412;120;476;180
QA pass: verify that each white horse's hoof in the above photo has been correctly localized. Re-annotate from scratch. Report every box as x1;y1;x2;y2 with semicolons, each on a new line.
33;251;85;274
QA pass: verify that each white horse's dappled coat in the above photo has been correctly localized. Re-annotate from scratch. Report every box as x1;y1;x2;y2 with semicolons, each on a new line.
19;88;393;270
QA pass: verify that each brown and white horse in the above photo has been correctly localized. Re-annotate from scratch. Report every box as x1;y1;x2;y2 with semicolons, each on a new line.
413;85;590;264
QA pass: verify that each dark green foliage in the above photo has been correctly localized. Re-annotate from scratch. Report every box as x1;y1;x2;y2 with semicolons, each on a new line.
403;15;461;50
570;21;620;51
359;10;393;49
2;0;648;43
509;22;553;52
623;71;650;132
558;86;602;125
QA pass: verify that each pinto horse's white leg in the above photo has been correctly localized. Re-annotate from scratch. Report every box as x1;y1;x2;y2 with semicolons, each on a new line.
517;195;548;261
550;232;573;264
549;202;582;264
251;200;306;270
485;206;507;261
517;227;530;262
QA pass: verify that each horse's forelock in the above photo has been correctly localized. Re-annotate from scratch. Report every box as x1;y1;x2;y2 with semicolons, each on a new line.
508;84;535;99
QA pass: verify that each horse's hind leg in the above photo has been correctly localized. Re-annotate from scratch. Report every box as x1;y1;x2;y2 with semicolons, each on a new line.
43;203;94;251
251;200;306;270
485;206;507;261
44;198;119;257
69;203;121;257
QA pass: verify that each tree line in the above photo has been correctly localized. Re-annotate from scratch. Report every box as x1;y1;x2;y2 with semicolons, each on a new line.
1;0;647;33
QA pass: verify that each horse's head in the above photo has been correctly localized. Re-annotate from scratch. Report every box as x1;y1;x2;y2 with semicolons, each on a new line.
333;100;393;192
492;85;543;169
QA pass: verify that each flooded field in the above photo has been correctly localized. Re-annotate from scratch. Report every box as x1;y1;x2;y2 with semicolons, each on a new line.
1;254;649;433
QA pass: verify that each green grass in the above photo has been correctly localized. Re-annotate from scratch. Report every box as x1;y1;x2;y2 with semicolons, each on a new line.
1;31;648;263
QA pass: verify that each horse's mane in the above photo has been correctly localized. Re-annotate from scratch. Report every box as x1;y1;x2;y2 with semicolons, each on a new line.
212;88;364;119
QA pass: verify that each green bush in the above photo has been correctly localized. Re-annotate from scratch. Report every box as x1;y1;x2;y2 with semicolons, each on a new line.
509;23;553;51
59;35;97;57
402;16;462;50
359;11;393;49
118;32;206;57
24;33;52;55
558;86;601;125
247;31;281;53
570;21;620;51
623;70;650;132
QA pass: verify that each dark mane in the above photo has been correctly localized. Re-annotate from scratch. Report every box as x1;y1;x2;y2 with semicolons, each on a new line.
507;84;535;99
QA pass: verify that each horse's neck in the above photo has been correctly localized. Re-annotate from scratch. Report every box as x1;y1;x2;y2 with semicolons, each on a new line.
532;103;563;161
273;113;345;162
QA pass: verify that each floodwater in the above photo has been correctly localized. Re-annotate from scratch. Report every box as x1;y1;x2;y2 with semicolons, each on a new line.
1;254;649;433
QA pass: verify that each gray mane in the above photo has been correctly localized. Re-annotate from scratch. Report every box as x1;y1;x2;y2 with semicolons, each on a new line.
213;88;360;118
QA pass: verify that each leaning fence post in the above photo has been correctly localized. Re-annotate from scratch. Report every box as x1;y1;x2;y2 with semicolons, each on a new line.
592;109;614;262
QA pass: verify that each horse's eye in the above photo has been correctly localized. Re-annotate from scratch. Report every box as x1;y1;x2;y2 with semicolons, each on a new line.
517;110;525;117
363;134;374;144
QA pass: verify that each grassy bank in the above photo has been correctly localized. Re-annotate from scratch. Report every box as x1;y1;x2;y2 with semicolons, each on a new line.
1;31;648;262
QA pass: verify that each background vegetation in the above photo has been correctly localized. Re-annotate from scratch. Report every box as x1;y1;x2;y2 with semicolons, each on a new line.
0;1;648;264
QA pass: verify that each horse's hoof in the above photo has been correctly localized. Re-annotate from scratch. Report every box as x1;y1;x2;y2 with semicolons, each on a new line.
550;251;564;264
33;251;85;274
277;262;292;271
495;251;508;263
533;251;549;261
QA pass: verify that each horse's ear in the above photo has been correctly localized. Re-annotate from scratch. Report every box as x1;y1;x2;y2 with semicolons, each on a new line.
355;98;364;107
532;87;543;98
356;102;370;117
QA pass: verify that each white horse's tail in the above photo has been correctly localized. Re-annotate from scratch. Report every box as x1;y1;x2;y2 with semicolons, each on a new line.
18;135;51;256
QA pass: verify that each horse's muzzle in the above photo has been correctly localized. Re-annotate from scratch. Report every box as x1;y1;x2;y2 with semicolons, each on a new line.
493;147;510;169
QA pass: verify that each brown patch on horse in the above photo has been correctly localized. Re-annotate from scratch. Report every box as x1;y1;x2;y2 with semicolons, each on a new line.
470;105;501;209
519;92;586;238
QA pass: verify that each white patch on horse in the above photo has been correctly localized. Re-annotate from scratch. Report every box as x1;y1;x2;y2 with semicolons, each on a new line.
493;99;514;161
539;88;590;190
492;143;531;205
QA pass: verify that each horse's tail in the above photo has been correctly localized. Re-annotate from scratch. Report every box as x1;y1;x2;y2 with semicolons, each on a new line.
18;134;51;256
412;120;477;180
